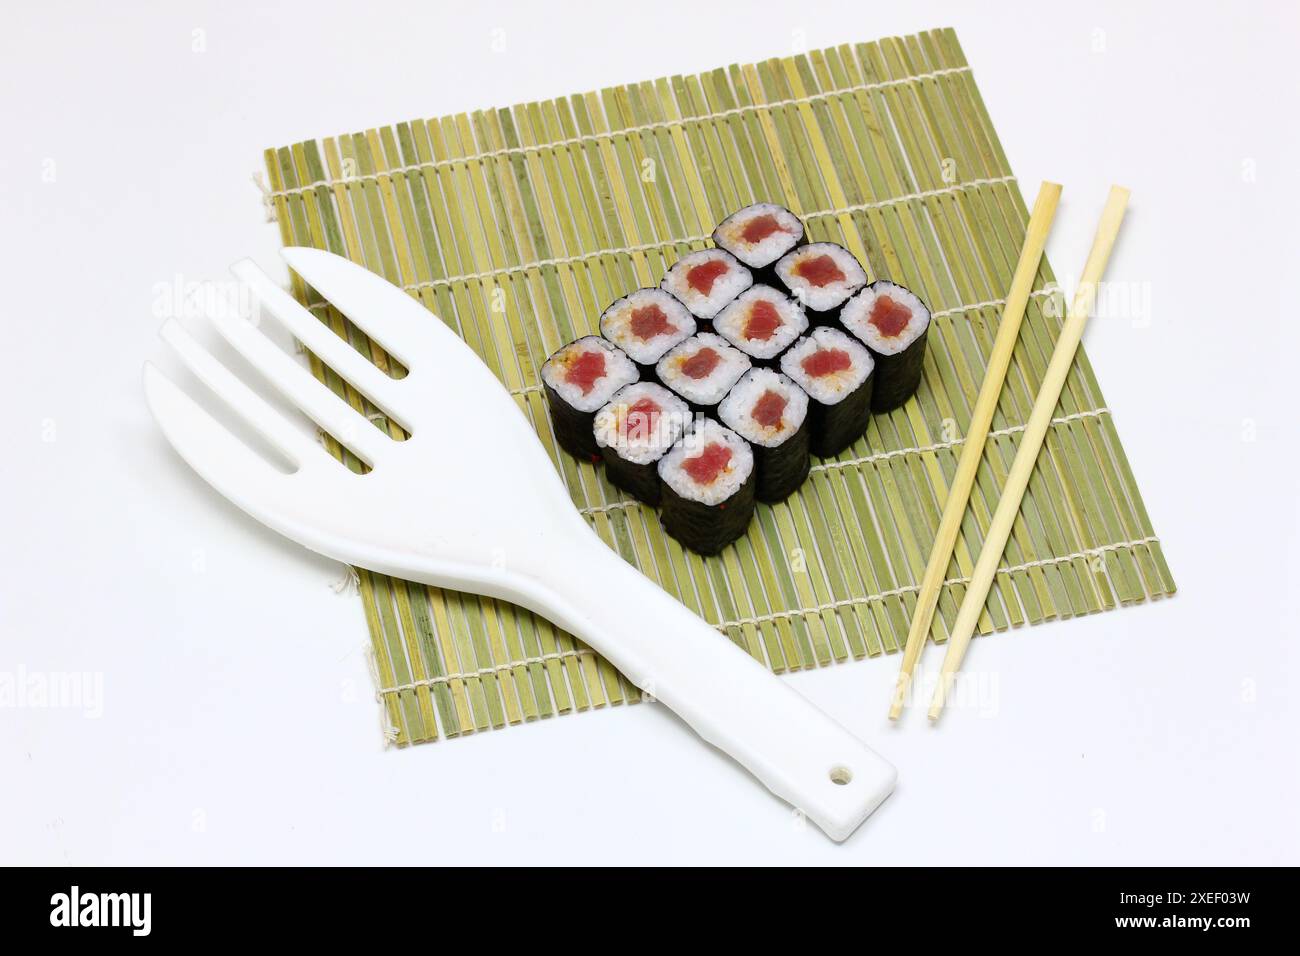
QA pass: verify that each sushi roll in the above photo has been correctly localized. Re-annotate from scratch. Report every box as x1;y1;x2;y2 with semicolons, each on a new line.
711;202;805;283
657;418;756;555
718;368;811;503
598;288;697;378
780;327;875;457
773;242;867;324
593;382;691;505
661;248;753;323
541;336;638;462
655;332;752;416
841;280;932;412
711;284;809;366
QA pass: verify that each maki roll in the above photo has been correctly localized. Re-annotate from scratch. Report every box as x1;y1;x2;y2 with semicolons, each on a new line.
657;418;756;555
712;284;808;366
593;382;691;505
541;336;638;462
773;242;867;324
598;288;696;378
718;368;811;503
655;332;752;416
711;202;805;282
661;248;753;323
780;327;875;457
841;280;932;412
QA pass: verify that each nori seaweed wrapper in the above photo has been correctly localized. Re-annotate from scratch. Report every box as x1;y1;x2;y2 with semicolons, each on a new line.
752;417;811;502
544;382;602;463
807;374;873;458
659;467;756;556
601;447;662;505
805;303;847;326
541;336;638;463
867;323;929;412
841;280;932;412
634;360;661;382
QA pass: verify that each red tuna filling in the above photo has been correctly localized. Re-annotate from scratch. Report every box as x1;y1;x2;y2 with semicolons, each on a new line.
629;304;675;341
564;349;606;394
740;213;788;244
680;347;721;379
686;259;730;295
801;348;851;378
624;397;661;440
751;390;788;429
682;442;733;485
743;299;783;341
793;254;846;288
869;295;912;338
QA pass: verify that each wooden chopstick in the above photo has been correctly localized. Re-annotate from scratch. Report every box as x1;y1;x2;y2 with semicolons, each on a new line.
927;185;1131;721
888;182;1062;719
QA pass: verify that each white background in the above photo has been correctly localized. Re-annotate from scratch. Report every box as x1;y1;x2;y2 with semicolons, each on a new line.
2;0;1297;865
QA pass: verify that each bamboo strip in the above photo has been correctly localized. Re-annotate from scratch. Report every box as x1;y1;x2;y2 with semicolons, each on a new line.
790;54;915;658
929;186;1131;719
523;96;625;710
868;67;1008;634
876;41;1014;633
845;50;952;652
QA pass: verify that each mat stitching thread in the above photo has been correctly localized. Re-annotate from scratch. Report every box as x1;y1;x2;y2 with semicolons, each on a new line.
808;407;1112;474
930;288;1057;319
373;533;1160;694
721;535;1160;628
269;66;974;201
298;176;1017;305
377;648;599;695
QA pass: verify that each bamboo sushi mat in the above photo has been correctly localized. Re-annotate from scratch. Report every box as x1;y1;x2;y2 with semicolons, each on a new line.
263;27;1175;744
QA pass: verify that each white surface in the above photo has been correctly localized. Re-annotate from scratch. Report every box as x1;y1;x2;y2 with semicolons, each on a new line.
1;0;1297;864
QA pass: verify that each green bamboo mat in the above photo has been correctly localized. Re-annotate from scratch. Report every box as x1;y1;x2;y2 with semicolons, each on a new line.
263;27;1174;744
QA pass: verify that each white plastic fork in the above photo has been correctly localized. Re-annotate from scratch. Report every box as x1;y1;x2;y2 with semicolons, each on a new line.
144;248;897;842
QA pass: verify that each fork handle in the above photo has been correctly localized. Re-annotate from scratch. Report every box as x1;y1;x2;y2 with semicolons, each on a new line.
524;530;897;842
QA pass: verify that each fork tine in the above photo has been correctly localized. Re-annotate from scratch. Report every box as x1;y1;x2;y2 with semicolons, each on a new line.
204;290;392;468
281;247;450;363
231;258;407;426
144;362;320;535
159;319;337;473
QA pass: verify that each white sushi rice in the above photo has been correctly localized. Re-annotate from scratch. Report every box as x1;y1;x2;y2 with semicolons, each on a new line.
541;336;638;413
774;242;867;312
841;280;931;355
660;249;753;320
712;285;809;361
712;202;804;269
593;383;691;466
658;418;754;506
779;327;874;406
655;332;752;406
599;288;696;365
718;368;809;448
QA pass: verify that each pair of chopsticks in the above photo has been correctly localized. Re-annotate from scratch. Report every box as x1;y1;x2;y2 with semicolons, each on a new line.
890;183;1130;722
